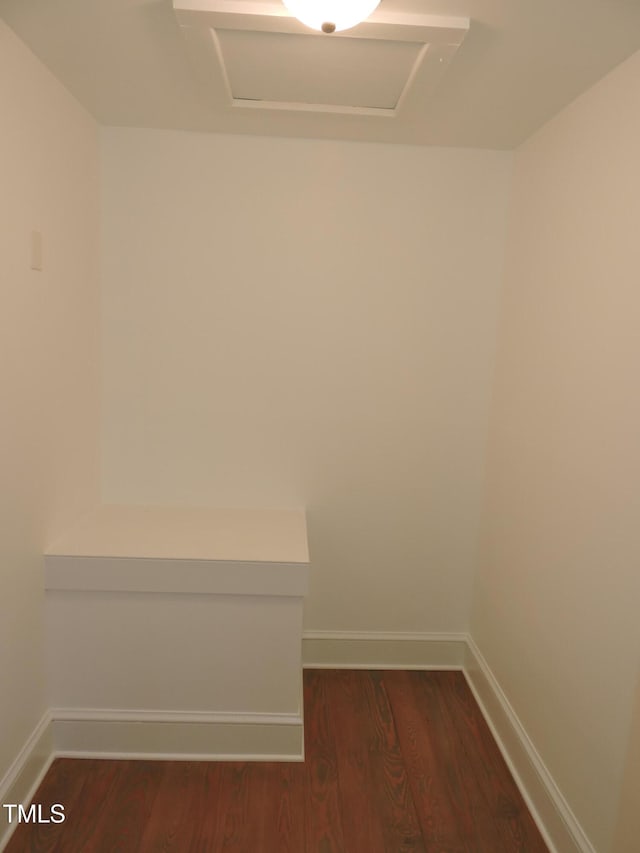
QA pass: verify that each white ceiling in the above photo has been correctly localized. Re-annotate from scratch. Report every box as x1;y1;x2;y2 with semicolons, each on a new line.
2;0;640;148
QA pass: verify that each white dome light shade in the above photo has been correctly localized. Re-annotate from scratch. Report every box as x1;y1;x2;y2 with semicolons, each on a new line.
282;0;381;33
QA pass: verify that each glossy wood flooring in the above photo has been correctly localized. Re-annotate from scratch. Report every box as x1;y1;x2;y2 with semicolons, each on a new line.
5;670;549;852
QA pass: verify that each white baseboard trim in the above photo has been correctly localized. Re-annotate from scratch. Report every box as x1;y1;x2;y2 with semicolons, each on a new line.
50;707;304;762
0;712;54;853
0;635;595;853
0;706;303;851
303;629;594;853
464;637;595;853
303;630;467;669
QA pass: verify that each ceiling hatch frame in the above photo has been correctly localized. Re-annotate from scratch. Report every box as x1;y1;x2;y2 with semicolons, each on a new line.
173;0;470;118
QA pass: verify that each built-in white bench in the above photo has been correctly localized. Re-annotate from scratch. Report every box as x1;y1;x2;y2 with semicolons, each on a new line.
44;506;310;760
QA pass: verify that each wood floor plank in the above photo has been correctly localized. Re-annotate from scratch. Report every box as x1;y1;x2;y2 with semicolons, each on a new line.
136;761;216;852
49;759;123;852
436;672;549;852
388;671;549;853
327;670;426;853
395;671;511;851
410;672;509;850
186;763;224;851
209;763;254;852
383;670;469;853
81;759;163;852
241;762;306;853
303;668;347;853
211;761;305;852
273;764;306;853
386;672;500;853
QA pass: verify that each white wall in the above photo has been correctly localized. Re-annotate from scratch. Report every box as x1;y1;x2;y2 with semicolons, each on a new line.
613;668;640;853
472;50;640;853
100;128;511;632
0;19;100;789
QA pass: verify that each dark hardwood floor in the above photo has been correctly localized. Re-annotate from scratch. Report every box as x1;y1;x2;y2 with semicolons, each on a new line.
5;670;549;852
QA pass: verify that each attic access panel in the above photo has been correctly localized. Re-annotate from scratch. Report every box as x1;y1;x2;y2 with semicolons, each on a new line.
173;0;469;118
220;30;422;110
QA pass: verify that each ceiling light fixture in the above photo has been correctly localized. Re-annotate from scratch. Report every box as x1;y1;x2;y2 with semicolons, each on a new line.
282;0;380;34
